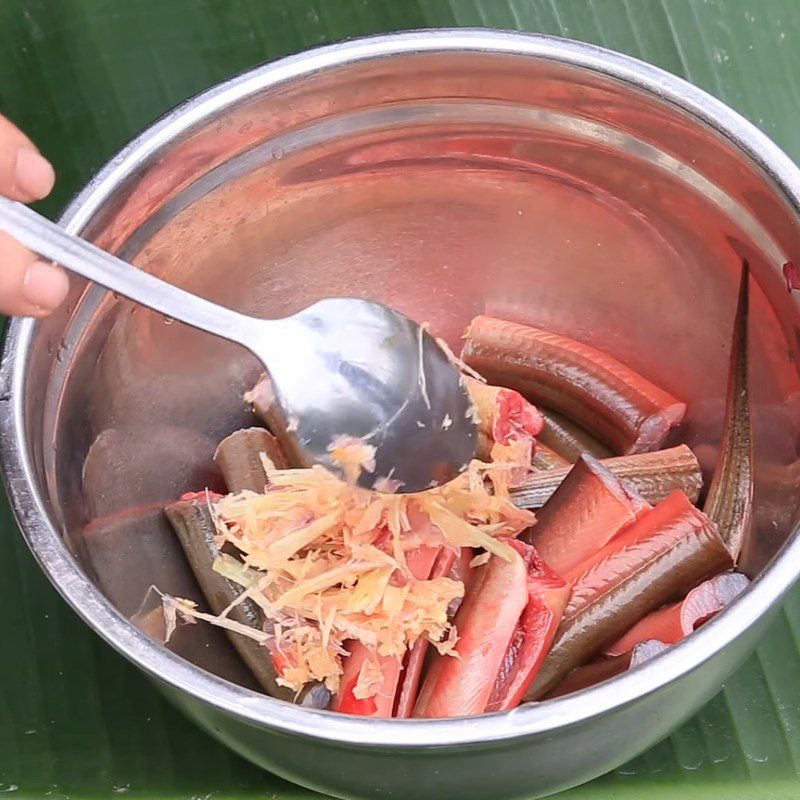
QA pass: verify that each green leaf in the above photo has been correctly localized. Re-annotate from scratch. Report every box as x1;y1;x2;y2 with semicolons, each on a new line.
1;1;799;798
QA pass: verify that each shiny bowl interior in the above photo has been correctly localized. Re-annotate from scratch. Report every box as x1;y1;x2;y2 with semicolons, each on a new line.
4;27;800;775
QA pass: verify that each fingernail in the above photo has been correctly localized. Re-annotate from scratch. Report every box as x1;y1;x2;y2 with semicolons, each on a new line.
23;261;69;311
15;147;55;201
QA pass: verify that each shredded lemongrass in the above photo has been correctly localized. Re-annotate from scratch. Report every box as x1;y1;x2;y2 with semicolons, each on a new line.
435;333;485;382
470;551;492;568
161;594;270;644
165;440;534;694
328;436;376;484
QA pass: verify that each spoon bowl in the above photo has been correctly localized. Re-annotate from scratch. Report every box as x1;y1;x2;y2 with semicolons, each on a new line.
251;297;477;491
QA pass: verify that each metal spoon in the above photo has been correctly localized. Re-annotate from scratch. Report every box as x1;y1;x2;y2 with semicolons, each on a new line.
0;197;477;492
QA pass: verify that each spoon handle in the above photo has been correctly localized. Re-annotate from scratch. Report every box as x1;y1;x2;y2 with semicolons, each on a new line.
0;196;258;347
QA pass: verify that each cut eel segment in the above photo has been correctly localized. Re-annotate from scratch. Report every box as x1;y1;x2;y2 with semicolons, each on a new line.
512;445;702;510
414;540;567;718
413;543;529;718
532;441;572;471
214;427;289;493
164;499;295;702
605;572;749;656
485;543;570;712
703;261;753;563
525;454;649;576
394;547;461;719
462;315;686;455
545;640;668;699
466;378;544;485
538;408;612;463
466;377;545;450
526;490;732;700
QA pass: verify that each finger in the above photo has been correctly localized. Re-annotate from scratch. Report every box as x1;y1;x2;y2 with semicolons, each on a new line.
0;114;55;202
0;231;69;317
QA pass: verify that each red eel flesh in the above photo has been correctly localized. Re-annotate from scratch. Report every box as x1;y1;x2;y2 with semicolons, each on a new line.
467;378;544;485
526;454;649;576
605;572;749;656
462;315;686;454
485;545;571;712
467;378;545;446
333;544;440;717
414;540;568;718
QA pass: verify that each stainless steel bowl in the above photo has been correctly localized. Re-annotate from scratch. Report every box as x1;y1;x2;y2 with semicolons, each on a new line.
3;29;800;800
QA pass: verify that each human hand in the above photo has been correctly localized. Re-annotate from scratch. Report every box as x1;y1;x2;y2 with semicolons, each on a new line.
0;113;69;317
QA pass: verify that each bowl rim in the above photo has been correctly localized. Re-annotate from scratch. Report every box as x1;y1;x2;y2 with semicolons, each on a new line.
3;27;800;748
